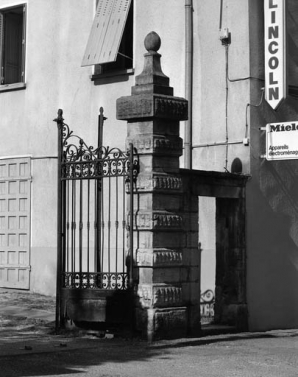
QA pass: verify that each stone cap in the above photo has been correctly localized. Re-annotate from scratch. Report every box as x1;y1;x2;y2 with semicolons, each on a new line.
132;32;173;96
117;32;188;121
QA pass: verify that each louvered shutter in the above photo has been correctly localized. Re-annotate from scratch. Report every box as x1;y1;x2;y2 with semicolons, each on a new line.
82;0;132;67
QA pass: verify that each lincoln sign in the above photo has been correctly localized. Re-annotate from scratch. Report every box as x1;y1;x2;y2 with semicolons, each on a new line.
266;122;298;161
264;0;286;110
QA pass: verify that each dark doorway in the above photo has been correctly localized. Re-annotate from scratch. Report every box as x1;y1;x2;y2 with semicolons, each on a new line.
186;169;249;332
214;197;248;330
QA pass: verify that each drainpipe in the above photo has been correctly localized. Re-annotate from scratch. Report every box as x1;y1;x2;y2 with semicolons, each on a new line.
185;0;193;170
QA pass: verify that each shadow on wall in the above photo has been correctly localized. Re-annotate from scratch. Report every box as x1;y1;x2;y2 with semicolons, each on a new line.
247;158;298;329
262;160;298;272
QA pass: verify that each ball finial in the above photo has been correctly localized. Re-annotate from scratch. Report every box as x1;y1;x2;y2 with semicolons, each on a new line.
144;32;161;53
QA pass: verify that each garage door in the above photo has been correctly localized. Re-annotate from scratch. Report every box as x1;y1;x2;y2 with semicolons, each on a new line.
0;158;31;289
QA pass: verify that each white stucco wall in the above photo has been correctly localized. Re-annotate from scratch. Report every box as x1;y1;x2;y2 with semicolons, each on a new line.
192;0;250;173
0;0;186;295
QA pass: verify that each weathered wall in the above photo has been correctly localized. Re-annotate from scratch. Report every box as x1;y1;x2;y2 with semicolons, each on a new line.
192;0;251;317
192;0;250;173
191;0;298;332
246;0;298;331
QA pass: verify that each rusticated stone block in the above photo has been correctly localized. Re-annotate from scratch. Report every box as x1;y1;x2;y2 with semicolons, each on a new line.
126;135;183;156
152;267;181;284
135;211;184;230
136;173;183;192
137;284;183;308
137;265;182;285
152;231;186;248
153;212;183;229
127;119;180;137
136;248;183;267
135;307;188;340
138;193;183;211
153;307;188;340
154;285;183;307
117;94;188;121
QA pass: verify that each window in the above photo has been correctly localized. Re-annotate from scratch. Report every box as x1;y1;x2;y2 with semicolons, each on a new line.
0;4;26;89
94;1;133;76
82;0;133;79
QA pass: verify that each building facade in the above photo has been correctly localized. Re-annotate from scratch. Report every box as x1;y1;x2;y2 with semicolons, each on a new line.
0;0;298;334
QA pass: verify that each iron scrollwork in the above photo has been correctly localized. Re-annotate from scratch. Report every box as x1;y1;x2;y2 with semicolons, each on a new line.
200;289;215;324
62;272;129;290
58;120;138;181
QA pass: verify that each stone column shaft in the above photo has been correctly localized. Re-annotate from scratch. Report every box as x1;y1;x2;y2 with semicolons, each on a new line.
117;32;199;340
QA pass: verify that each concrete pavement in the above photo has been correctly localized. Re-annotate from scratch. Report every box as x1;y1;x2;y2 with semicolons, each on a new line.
0;289;298;376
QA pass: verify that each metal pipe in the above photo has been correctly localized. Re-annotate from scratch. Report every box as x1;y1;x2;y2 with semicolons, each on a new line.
192;140;243;149
185;0;193;169
219;0;223;30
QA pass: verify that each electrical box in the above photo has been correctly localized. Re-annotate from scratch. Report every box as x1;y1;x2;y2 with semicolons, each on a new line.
220;28;230;45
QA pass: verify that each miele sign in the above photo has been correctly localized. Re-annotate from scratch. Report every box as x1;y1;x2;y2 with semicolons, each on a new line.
264;0;286;110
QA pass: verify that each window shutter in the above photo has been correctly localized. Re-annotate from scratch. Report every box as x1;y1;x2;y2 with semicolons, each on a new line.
21;5;26;82
82;0;132;67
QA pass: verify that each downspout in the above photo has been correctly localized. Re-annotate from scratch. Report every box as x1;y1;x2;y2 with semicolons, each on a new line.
184;0;193;169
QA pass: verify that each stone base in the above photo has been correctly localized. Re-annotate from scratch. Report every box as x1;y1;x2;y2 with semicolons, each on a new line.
61;288;133;328
136;306;188;341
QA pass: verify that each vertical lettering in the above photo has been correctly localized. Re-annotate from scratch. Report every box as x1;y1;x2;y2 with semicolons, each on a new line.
271;10;276;23
269;72;278;84
269;0;278;8
269;56;279;69
268;26;279;39
268;41;278;54
269;87;279;100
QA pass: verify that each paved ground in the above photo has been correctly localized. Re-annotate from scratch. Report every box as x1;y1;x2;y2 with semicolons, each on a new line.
0;289;298;377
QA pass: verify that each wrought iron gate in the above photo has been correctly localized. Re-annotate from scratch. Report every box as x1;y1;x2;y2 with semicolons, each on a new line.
54;108;137;329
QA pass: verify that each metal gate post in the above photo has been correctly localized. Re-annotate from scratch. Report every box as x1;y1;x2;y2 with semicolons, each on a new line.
95;107;105;273
129;142;134;288
54;109;64;331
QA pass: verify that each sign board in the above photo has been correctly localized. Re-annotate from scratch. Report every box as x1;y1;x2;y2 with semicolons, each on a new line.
266;121;298;160
264;0;286;110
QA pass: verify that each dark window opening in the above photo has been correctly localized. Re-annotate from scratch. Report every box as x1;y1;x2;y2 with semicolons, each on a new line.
0;4;26;86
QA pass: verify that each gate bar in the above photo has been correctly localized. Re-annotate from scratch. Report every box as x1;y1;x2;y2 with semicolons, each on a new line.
129;143;134;287
95;107;105;273
54;109;64;331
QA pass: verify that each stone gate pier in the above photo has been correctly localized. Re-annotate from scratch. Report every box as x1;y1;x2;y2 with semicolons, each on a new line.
117;32;200;340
